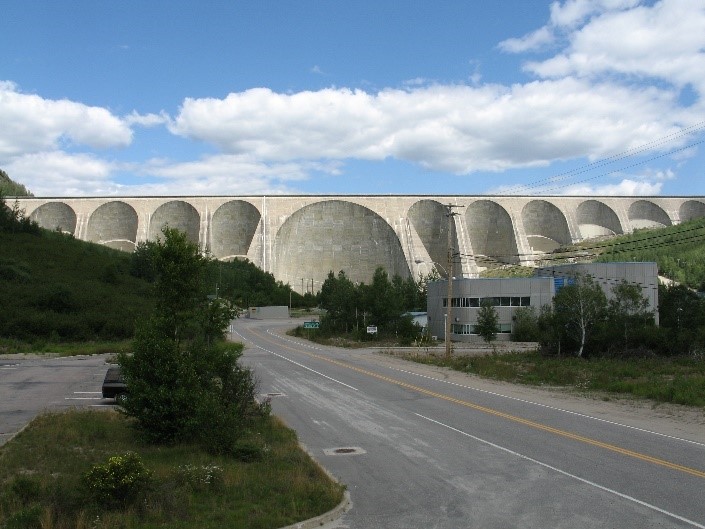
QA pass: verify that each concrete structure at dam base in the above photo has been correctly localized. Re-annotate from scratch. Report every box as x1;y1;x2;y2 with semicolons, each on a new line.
15;195;705;292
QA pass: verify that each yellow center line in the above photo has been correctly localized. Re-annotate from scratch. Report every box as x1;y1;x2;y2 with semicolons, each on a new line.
254;327;705;480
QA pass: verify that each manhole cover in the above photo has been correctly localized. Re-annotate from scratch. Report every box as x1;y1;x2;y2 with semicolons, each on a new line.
323;447;366;456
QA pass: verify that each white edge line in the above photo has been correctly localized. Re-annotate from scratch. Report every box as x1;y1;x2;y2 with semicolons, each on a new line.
396;368;705;448
243;327;704;448
234;330;358;391
415;412;705;529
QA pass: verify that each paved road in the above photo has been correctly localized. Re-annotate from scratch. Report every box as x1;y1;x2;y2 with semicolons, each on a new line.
0;354;114;447
236;318;705;529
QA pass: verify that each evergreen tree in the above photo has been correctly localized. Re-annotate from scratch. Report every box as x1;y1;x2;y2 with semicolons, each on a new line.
475;300;499;346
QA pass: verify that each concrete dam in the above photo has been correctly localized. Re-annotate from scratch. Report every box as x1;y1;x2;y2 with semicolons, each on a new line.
15;195;705;291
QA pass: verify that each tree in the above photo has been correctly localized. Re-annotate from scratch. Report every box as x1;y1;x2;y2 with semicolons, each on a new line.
658;284;705;354
552;274;607;357
119;227;258;454
607;280;654;353
475;300;499;347
511;306;539;342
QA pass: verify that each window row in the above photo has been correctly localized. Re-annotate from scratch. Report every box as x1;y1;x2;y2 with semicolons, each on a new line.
443;296;531;308
451;323;512;335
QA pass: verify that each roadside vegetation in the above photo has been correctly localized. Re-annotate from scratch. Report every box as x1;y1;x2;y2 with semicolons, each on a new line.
0;181;344;528
290;267;430;346
398;352;705;408
0;410;344;529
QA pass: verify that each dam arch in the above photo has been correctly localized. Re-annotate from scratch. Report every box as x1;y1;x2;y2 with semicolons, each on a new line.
408;199;460;278
628;200;671;229
522;200;571;253
86;201;138;252
149;200;200;244
466;200;518;265
577;200;623;239
210;200;261;260
272;199;410;289
29;202;76;234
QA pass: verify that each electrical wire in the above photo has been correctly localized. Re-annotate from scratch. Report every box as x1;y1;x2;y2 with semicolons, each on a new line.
502;121;705;195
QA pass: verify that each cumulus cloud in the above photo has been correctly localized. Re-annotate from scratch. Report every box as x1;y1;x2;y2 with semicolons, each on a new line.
169;79;692;175
4;151;118;196
0;81;132;159
525;0;705;95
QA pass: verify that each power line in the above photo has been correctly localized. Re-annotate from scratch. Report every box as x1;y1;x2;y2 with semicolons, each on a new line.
503;121;705;195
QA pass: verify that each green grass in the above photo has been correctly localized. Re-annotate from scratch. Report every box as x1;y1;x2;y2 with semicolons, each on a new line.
0;410;344;529
402;352;705;408
0;338;133;357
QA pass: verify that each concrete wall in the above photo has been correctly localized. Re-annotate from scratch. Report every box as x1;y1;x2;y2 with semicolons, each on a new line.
14;195;703;290
247;306;290;319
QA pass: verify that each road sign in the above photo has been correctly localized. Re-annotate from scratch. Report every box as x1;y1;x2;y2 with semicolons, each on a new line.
303;321;320;329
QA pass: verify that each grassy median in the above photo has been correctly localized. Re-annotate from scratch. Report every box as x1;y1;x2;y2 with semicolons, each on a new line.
0;410;344;529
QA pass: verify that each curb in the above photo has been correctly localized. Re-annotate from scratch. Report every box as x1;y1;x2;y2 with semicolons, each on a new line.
278;490;351;529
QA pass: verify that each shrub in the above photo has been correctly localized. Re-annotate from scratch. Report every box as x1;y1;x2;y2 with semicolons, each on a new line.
84;452;152;509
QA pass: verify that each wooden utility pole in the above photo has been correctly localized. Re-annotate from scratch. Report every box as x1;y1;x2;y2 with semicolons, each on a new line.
445;204;461;358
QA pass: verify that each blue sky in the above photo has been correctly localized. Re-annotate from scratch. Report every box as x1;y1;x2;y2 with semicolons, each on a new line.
1;0;704;197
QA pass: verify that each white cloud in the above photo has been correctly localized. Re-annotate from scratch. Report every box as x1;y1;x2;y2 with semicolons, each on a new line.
4;151;118;196
124;111;169;127
169;79;692;175
560;178;663;195
498;27;554;53
549;0;639;29
0;82;132;159
526;0;705;96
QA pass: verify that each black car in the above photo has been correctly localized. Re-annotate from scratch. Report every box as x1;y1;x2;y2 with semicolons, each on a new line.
102;366;128;404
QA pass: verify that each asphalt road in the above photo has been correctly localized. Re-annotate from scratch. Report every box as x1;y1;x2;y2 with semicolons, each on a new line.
235;318;705;529
0;354;114;447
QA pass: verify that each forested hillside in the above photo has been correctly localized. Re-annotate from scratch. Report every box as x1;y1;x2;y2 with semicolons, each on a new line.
0;169;32;197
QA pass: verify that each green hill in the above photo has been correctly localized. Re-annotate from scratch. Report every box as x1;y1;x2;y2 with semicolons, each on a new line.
0;228;155;346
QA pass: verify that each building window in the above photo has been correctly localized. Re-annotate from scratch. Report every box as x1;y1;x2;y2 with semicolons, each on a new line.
445;296;532;309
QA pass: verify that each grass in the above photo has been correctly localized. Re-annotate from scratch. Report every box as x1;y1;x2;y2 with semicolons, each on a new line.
400;351;705;408
0;338;133;357
0;410;345;529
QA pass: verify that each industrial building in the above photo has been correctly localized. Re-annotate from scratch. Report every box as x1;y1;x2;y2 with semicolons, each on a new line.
426;262;658;342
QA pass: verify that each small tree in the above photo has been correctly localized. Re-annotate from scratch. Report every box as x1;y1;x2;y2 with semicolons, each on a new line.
119;227;258;454
552;274;607;357
607;280;654;354
475;300;499;347
511;306;539;342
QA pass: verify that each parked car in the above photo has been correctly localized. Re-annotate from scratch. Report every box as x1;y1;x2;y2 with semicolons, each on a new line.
102;365;128;404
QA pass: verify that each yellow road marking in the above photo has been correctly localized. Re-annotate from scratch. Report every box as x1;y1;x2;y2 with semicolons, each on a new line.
253;327;705;480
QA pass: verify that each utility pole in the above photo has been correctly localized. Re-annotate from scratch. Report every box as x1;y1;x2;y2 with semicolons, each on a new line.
445;204;461;358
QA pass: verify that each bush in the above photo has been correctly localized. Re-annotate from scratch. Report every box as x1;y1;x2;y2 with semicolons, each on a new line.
84;452;152;509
